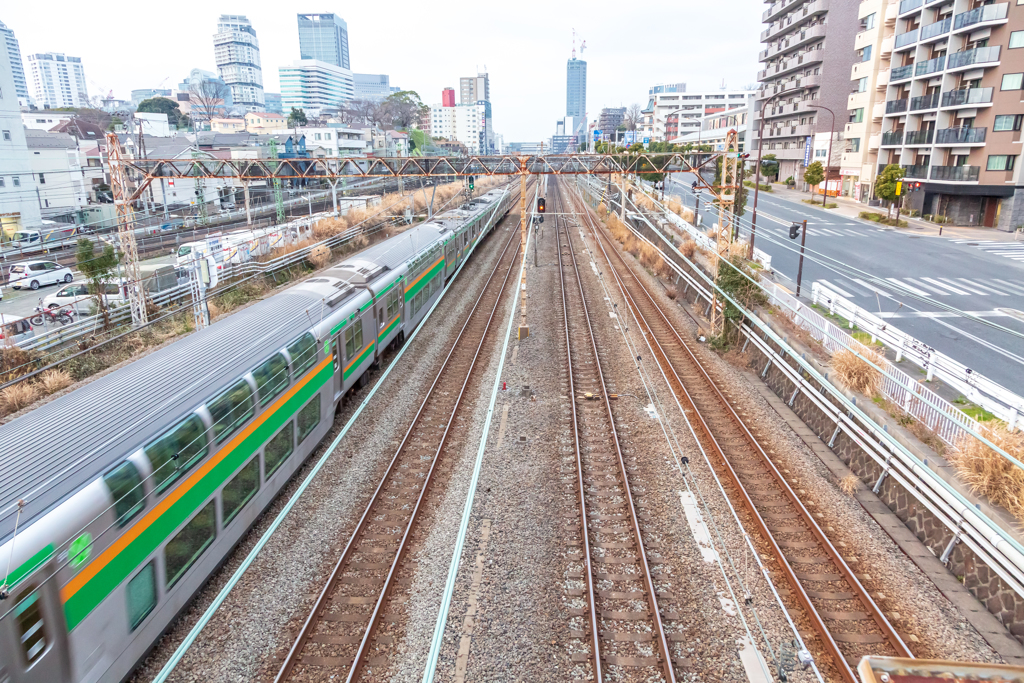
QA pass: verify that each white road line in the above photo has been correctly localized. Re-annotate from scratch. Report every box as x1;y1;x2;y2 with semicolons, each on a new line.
993;279;1024;296
837;278;874;297
949;278;994;295
963;279;1012;296
818;280;854;297
920;277;969;295
903;278;951;296
886;277;930;296
851;277;895;297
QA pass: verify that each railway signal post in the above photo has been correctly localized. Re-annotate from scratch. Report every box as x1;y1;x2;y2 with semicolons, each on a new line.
711;129;741;336
106;133;148;327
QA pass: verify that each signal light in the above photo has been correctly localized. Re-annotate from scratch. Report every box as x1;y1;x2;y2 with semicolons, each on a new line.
788;222;801;240
468;175;475;190
537;197;546;213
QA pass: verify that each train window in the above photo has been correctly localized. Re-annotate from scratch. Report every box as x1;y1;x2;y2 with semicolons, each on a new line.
164;501;216;588
146;415;209;493
298;395;321;444
206;380;254;444
264;421;295;478
386;288;400;320
287;332;317;376
222;457;259;525
127;561;156;631
344;320;363;360
13;588;46;665
252;353;290;407
103;460;145;527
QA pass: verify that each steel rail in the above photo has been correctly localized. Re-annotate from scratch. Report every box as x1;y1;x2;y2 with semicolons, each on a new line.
555;179;677;683
275;184;527;683
569;187;912;680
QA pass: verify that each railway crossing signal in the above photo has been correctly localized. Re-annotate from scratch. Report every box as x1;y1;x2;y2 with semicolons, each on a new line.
537;197;546;213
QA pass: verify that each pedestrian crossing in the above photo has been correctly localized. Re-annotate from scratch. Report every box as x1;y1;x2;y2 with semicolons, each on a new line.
817;276;1024;300
950;239;1024;262
762;225;885;238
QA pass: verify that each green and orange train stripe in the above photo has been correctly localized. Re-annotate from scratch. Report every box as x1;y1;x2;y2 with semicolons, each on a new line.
342;339;375;381
404;254;445;301
60;356;334;630
377;313;400;343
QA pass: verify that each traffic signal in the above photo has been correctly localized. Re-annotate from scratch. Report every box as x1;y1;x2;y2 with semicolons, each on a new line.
537;197;546;213
789;222;801;239
468;175;475;190
913;182;923;192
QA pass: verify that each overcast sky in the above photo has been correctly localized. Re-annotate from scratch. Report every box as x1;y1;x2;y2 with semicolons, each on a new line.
3;0;763;141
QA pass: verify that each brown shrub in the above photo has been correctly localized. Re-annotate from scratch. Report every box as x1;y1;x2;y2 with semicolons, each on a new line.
831;347;883;395
1;382;39;414
680;239;697;259
39;369;72;395
838;473;860;496
309;244;332;269
949;424;1024;521
0;346;36;383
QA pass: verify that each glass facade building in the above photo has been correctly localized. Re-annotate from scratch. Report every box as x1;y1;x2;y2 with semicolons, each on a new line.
297;14;350;70
566;58;587;119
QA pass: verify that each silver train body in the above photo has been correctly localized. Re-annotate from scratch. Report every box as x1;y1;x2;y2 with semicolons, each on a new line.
0;187;513;683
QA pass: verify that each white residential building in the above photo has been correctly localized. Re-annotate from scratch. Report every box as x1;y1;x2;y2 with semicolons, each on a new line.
289;126;366;156
0;43;40;232
0;21;31;106
641;88;752;143
279;60;354;116
429;103;487;154
21;111;75;131
27;52;88;109
24;129;89;221
213;14;265;111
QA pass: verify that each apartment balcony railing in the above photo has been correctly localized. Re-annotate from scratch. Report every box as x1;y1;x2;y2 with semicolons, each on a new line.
891;64;915;81
954;2;1008;31
881;130;904;146
935;127;987;144
903;164;929;179
930;165;980;181
886;98;909;114
921;16;952;40
895;28;920;49
899;0;923;14
904;129;934;145
910;93;940;111
915;55;946;76
941;87;993;107
948;46;1001;69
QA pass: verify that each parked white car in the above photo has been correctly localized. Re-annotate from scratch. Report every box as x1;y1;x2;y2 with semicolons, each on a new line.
7;260;74;290
0;314;33;344
41;281;128;311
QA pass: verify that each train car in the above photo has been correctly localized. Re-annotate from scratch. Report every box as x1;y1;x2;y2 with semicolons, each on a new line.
0;185;510;683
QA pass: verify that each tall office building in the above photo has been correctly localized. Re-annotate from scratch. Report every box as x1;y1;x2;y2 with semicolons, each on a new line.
279;59;354;114
567;57;587;119
459;73;490;105
27;52;88;109
643;89;751;143
0;21;30;106
0;41;40;229
298;14;350;70
442;87;455;108
753;0;859;181
354;73;394;100
213;15;264;111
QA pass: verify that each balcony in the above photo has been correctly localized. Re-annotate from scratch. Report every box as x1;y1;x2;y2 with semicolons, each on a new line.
935;127;987;145
954;2;1008;31
930;165;979;182
948;46;1001;70
910;93;940;111
876;69;891;87
920;16;951;41
761;0;831;43
895;28;919;49
885;0;899;24
886;98;909;114
872;101;886;119
881;130;904;146
763;0;808;23
891;64;915;81
940;87;993;108
914;55;945;76
903;164;929;179
869;133;881;150
904;129;934;145
899;0;923;15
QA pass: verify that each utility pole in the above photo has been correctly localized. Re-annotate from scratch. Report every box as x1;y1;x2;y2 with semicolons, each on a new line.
243;180;252;225
106;132;148;326
518;156;529;339
192;149;208;227
269;139;285;224
711;129;740;335
796;219;808;297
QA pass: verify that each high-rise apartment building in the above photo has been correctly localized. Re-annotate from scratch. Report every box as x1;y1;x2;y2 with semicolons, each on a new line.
459;73;490;105
429;101;487;154
876;0;1024;229
442;88;455;108
643;89;751;143
753;0;860;181
567;57;587;118
27;52;88;109
598;107;627;135
279;59;354;115
0;21;30;106
213;15;264;111
297;14;351;70
0;42;41;230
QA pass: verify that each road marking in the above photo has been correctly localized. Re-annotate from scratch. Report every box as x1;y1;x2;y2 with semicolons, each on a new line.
819;280;854;297
902;278;950;296
851;278;894;297
920;277;969;295
837;278;874;297
993;279;1024;296
948;278;992;295
961;279;1011;296
886;278;930;296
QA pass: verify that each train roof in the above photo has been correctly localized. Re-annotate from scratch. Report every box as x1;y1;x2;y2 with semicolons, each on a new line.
0;287;333;541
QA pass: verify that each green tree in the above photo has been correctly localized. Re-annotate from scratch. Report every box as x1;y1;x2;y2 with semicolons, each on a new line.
136;97;181;127
75;238;120;327
875;164;906;218
803;161;825;205
287;107;308;128
760;153;778;183
106;116;124;132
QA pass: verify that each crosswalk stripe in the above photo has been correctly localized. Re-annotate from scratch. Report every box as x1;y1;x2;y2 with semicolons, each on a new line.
837;278;874;297
819;280;854;297
920;277;969;295
886;278;930;296
852;278;894;297
947;278;991;295
903;278;951;296
993;279;1024;295
962;279;1011;295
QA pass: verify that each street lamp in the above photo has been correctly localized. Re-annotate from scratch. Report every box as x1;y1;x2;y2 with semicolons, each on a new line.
748;87;802;258
808;104;836;208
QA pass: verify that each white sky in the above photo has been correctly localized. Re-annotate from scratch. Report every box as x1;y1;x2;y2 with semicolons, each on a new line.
3;0;763;141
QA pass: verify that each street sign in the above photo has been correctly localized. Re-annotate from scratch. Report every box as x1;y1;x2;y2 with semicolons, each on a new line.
593;129;602;140
643;137;650;144
896;180;902;196
803;136;813;166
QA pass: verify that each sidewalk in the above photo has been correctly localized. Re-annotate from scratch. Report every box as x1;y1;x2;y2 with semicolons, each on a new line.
765;184;1016;242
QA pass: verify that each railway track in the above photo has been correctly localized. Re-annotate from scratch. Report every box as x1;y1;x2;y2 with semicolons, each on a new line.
566;184;913;682
274;192;524;683
554;181;684;683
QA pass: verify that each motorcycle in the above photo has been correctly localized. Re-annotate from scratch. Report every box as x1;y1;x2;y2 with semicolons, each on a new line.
30;305;74;326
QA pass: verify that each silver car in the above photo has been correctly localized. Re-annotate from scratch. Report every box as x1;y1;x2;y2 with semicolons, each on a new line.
8;260;74;290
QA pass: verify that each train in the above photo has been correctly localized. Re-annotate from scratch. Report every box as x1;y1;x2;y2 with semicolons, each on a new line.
0;186;514;683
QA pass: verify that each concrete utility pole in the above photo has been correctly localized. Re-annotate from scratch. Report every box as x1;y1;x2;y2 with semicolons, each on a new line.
711;129;740;335
518;156;529;339
106;132;148;326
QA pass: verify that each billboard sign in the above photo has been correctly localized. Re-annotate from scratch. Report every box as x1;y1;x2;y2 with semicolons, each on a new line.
803;136;813;166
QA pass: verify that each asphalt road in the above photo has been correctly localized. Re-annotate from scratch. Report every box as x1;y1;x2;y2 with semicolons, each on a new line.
664;175;1024;396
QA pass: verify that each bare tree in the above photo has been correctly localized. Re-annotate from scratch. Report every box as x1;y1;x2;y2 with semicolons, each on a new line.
623;103;643;131
189;80;230;125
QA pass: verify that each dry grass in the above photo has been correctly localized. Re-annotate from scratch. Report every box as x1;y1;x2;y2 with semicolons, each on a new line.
1;382;39;414
665;285;677;300
949;424;1024;521
838;473;860;496
831;346;883;395
309;244;332;269
680;239;697;259
0;346;36;383
597;203;608;218
639;243;674;278
38;369;72;395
